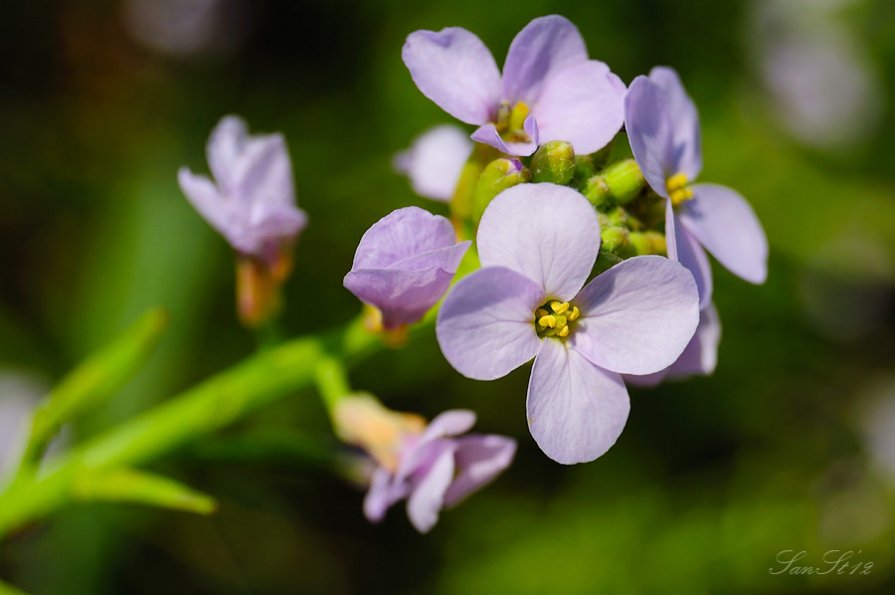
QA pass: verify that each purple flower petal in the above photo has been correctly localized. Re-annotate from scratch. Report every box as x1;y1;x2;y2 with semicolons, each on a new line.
626;303;721;386
501;15;588;104
648;67;702;180
571;256;700;375
625;69;702;195
533;60;626;154
345;207;470;328
437;267;544;380
476;184;600;300
364;466;409;523
420;410;477;442
680;184;769;284
403;28;501;125
527;340;630;464
406;445;456;533
444;435;517;506
666;200;713;309
206;115;249;193
471;116;540;157
394;125;472;201
177;168;229;236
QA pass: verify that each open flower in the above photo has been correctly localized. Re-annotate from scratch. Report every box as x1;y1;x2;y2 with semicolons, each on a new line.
344;207;470;329
335;395;516;533
436;184;699;464
625;67;768;307
625;303;721;387
394;125;472;202
178;115;308;265
403;15;625;157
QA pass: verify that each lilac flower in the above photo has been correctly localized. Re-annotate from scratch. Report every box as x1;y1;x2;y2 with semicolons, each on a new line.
394;125;472;202
625;304;721;387
335;395;516;533
178;115;308;265
625;67;768;307
403;15;625;157
436;184;699;464
344;207;470;329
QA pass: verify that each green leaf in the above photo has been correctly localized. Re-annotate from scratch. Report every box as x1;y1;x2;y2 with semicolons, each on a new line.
71;468;216;516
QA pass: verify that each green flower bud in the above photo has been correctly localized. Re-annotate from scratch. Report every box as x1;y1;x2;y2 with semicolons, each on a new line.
600;226;629;254
530;141;575;185
627;231;667;256
583;159;646;210
472;158;530;224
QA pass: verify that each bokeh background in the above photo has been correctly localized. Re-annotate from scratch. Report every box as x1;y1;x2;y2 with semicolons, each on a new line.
2;0;895;593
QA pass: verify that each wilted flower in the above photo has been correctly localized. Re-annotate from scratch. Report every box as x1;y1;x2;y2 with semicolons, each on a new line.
394;125;472;202
344;207;470;329
334;395;516;533
625;67;768;307
178;115;307;265
403;15;625;156
436;184;699;464
626;304;721;386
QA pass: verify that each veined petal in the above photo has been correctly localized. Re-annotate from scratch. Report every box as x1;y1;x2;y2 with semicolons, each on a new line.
444;435;517;506
470;118;539;157
648;67;702;180
501;15;588;104
407;445;456;533
351;207;458;270
403;28;501;125
394;125;472;202
626;303;721;386
571;256;700;375
533;60;626;154
436;267;544;381
234;133;296;208
206;115;249;193
477;184;600;300
527;340;630;464
667;200;713;309
681;184;769;284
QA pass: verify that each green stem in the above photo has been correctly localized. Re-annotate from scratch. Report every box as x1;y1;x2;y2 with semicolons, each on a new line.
314;355;352;418
0;316;379;540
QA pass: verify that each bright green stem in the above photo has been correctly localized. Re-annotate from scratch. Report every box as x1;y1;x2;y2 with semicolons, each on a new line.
0;316;379;539
72;468;217;515
17;309;169;477
314;355;353;417
450;144;499;224
0;579;27;595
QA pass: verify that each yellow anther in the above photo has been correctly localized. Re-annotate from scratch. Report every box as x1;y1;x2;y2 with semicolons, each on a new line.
549;301;569;314
568;306;580;321
509;101;530;132
536;308;549;318
666;172;689;192
557;326;570;338
666;172;694;207
538;314;557;328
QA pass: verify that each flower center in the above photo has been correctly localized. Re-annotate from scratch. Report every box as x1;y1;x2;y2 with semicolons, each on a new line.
496;100;532;143
666;172;694;207
534;300;580;339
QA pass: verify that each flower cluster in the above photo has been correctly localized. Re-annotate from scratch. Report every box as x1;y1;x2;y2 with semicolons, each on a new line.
178;13;768;532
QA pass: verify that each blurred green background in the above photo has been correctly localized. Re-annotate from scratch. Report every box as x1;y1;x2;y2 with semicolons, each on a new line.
2;0;895;593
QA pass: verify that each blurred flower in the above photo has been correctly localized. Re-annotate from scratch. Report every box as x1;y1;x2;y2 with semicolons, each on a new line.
626;304;721;386
178;115;307;265
123;0;248;58
749;0;882;149
344;207;470;329
436;184;699;464
403;15;625;156
0;371;48;484
334;394;516;533
394;125;472;202
625;67;768;308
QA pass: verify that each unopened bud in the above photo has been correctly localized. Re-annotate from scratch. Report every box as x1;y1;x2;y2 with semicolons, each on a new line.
601;226;629;253
472;158;530;223
627;231;667;256
530;141;575;185
583;159;646;210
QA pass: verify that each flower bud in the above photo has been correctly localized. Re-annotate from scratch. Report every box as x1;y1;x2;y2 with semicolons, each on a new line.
600;226;629;254
530;141;575;185
627;231;667;256
472;158;530;224
583;159;646;209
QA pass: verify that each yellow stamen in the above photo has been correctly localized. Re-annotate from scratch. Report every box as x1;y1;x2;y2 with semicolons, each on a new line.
536;308;549;318
666;172;688;192
509;101;530;132
568;306;580;321
538;314;557;328
666;172;694;207
550;301;569;314
557;326;570;338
